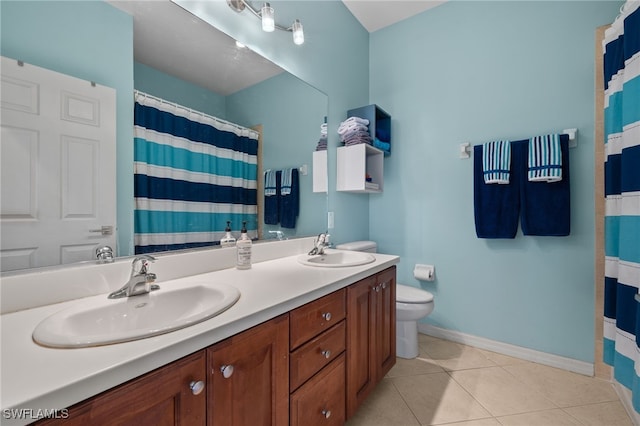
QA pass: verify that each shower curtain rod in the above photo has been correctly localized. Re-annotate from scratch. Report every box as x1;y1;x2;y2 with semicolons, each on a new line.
134;90;260;140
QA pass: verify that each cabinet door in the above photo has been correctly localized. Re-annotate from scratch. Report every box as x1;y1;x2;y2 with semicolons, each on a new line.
345;275;377;419
375;266;396;380
208;314;289;426
37;351;207;426
290;354;346;426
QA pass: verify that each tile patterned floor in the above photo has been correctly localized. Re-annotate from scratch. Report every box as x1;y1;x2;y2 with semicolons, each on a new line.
346;334;633;426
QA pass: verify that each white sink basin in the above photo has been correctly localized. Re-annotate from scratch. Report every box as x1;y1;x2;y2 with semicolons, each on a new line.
32;282;240;348
297;249;375;268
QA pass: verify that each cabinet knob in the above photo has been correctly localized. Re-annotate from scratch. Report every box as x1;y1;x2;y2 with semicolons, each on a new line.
381;282;387;289
189;380;205;395
321;409;331;419
220;364;234;379
322;312;332;321
321;349;331;359
374;285;380;293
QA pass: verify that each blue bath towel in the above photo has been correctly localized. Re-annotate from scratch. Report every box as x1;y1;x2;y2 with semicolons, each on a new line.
528;134;562;182
280;168;299;229
482;140;511;184
521;135;570;236
264;170;279;225
474;143;520;238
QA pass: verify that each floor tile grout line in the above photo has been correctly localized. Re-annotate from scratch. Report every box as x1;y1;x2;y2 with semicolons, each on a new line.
388;377;427;426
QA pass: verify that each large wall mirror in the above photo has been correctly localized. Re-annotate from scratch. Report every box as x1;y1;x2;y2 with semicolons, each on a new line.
0;0;328;272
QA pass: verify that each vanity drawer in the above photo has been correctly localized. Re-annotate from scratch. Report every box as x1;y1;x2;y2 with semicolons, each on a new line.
290;288;346;349
290;353;346;426
290;321;345;391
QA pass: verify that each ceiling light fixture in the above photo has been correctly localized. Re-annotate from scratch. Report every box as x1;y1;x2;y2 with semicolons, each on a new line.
227;0;304;45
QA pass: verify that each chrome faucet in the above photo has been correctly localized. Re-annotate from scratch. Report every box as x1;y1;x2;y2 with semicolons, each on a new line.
108;255;159;299
308;233;331;256
268;230;287;240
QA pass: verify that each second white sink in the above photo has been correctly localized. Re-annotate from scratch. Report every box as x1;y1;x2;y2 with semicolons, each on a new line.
297;249;375;268
32;282;240;348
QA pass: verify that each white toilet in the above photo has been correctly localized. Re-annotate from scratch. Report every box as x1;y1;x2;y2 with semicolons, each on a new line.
335;241;435;359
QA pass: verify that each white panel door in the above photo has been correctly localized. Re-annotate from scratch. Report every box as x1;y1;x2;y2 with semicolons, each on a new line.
0;56;116;271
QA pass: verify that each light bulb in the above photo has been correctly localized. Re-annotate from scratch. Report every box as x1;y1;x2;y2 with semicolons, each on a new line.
292;19;304;45
261;3;274;32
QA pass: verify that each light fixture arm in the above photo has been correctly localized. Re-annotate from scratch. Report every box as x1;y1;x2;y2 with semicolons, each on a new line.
227;0;302;36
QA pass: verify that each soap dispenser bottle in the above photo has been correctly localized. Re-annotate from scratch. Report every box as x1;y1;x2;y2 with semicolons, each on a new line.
236;221;252;270
220;221;236;248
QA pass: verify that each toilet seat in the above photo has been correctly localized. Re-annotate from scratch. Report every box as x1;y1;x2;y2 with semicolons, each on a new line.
396;284;433;304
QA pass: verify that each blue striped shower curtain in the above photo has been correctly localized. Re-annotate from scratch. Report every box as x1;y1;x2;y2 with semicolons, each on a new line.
134;92;258;254
603;0;640;413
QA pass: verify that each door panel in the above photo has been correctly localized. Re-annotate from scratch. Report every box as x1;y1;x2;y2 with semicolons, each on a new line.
0;56;116;271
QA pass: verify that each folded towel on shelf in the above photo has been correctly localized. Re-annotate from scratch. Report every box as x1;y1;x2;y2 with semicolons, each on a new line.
474;143;521;238
528;134;562;182
373;138;390;152
264;169;277;196
521;135;570;236
482;140;511;184
281;168;293;195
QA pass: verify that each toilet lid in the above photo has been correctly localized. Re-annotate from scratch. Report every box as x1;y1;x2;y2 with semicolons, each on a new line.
396;284;433;304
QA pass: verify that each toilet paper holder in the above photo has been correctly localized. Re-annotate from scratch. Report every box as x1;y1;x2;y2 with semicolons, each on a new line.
414;264;435;281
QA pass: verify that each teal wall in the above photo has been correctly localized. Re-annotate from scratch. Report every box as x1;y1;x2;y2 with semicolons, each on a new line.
173;0;372;243
134;62;226;118
0;0;135;256
369;1;621;362
227;72;329;237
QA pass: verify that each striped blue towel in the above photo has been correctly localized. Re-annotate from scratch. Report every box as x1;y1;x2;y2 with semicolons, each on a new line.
264;170;277;196
281;168;293;195
528;134;562;182
482;140;511;184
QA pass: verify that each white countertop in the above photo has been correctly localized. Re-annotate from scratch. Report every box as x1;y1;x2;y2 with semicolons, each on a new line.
0;250;398;425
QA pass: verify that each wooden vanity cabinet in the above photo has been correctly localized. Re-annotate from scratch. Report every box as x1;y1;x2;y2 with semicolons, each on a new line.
36;351;207;426
346;266;396;419
33;267;397;426
288;288;347;426
207;314;289;426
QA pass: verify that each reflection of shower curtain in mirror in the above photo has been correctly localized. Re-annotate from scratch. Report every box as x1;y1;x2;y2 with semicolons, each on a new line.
602;0;640;414
134;92;258;254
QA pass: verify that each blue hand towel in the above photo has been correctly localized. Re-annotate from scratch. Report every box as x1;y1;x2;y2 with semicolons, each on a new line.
521;135;570;236
264;170;279;225
528;134;562;182
264;169;277;196
482;140;511;184
281;168;293;195
280;168;299;229
474;142;520;239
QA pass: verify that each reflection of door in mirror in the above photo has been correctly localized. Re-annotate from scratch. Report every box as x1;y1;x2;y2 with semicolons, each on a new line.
1;57;116;272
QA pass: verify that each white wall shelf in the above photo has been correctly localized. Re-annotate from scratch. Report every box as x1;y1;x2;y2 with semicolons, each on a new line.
312;150;328;193
336;144;384;193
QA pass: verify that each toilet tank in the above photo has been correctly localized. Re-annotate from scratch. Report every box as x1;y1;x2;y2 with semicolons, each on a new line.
335;241;377;253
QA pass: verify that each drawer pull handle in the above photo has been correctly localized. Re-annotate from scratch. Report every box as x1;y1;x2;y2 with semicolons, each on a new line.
189;380;205;395
321;349;331;359
322;312;332;321
322;409;331;419
220;364;234;379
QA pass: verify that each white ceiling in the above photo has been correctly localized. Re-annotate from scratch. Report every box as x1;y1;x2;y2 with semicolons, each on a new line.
343;1;445;32
108;1;444;96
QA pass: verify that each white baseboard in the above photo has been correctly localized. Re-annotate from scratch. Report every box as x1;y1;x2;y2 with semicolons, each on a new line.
418;323;594;376
613;379;640;426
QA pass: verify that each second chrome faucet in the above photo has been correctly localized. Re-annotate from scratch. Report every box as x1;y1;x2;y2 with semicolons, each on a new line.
108;255;159;299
